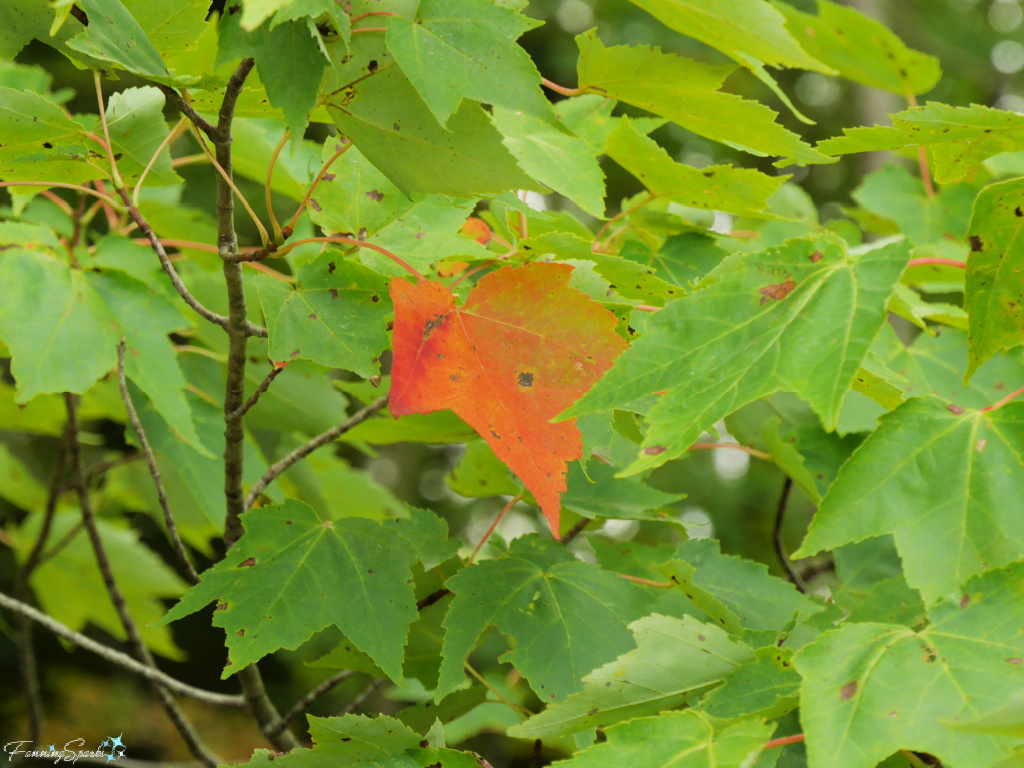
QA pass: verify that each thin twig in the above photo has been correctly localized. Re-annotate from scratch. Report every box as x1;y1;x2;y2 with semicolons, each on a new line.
560;517;590;545
618;574;673;588
114;186;231;330
772;477;807;593
267;670;356;737
416;588;451;611
13;428;68;755
228;365;286;421
906;93;934;198
244;396;389;510
117;341;200;585
238;236;426;282
0;590;246;709
94;72;123;190
156;86;219;140
593;193;653;252
64;394;223;767
266;128;290;243
464;664;529;716
341;678;385;715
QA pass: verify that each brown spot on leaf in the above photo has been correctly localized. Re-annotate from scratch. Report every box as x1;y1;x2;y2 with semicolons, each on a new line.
759;278;796;304
327;261;336;273
969;234;983;252
329;289;339;299
366;190;384;202
809;251;823;263
309;199;321;212
239;557;256;567
1008;658;1023;665
975;439;987;453
947;404;965;415
644;445;666;456
840;681;857;700
308;313;318;320
215;601;227;611
322;173;336;182
1015;206;1022;217
237;629;245;637
518;372;534;387
960;594;970;609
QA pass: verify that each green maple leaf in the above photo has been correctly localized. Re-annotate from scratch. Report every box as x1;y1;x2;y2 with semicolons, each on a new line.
576;31;831;166
160;500;420;680
701;647;800;721
385;0;550;127
965;177;1024;379
775;0;940;95
819;103;1024;184
549;710;772;768
508;614;753;740
563;236;908;475
436;535;655;702
604;119;786;218
256;254;392;376
794;563;1024;768
796;397;1024;604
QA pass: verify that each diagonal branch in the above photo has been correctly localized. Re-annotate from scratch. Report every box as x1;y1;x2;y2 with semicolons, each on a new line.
244;396;389;511
0;590;245;709
156;86;219;141
267;670;357;737
117;341;200;585
64;394;223;767
228;364;286;421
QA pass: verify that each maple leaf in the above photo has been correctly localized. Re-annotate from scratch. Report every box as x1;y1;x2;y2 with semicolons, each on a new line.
389;263;626;534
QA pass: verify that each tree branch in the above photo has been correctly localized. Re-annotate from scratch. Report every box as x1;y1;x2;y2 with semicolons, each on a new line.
244;396;389;511
228;364;286;421
267;670;357;737
117;341;200;585
0;590;245;709
64;394;222;767
210;58;301;754
341;678;385;715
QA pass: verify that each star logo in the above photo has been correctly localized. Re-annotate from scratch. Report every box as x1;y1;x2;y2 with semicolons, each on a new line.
48;746;55;752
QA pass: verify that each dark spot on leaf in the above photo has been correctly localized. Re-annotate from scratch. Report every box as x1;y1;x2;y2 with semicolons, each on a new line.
237;629;245;637
367;569;375;575
423;314;445;338
697;634;705;641
323;173;336;182
644;445;666;455
308;313;318;320
43;142;53;149
840;681;857;700
393;123;401;131
329;289;339;299
1015;206;1023;217
947;404;965;415
216;601;227;611
368;59;378;72
960;594;970;609
1008;658;1023;665
419;741;429;748
239;557;256;567
586;708;598;716
759;278;796;304
518;372;534;387
366;190;384;202
309;199;321;212
371;294;379;303
809;251;823;262
969;234;983;252
328;261;336;273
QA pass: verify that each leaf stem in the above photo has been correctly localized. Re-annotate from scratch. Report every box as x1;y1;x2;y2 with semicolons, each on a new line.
618;574;674;588
287;140;353;233
689;442;772;460
350;11;399;22
244;395;390;510
764;734;805;750
449;260;498;289
470;492;524;563
351;26;386;34
906;93;934;198
39;189;75;217
982;383;1024;412
0;181;120;208
540;77;584;97
117;341;201;585
266;128;290;244
171;153;209;168
133;116;189;209
464;663;529;716
906;257;965;269
560;517;590;545
593;193;653;251
94;72;124;191
251;236;427;281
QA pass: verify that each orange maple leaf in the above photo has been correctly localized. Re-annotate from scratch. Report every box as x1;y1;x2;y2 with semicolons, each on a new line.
389;263;626;535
